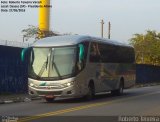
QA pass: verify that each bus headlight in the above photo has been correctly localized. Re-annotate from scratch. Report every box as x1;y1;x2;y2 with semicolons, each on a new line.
29;83;38;88
62;81;74;88
30;83;34;87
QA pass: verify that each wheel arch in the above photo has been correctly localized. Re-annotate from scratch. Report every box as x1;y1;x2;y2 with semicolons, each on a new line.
120;77;125;88
88;79;95;87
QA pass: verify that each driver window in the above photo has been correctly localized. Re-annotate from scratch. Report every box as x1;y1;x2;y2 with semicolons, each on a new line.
77;41;89;71
90;42;101;62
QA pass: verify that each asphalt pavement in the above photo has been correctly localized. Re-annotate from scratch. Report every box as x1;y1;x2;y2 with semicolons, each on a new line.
0;85;160;122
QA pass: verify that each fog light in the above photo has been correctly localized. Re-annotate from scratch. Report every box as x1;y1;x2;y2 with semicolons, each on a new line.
67;91;72;94
30;91;34;94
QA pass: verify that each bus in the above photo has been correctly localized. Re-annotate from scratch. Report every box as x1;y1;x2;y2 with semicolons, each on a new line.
22;35;135;102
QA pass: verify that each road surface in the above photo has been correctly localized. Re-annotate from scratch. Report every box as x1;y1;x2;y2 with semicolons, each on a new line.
0;85;160;122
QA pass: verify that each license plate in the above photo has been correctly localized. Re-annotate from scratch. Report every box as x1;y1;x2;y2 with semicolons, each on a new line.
45;95;54;98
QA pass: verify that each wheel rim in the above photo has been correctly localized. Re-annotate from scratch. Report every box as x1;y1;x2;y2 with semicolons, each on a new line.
120;83;123;94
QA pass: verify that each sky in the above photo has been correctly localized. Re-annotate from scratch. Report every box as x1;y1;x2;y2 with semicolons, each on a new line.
0;0;160;43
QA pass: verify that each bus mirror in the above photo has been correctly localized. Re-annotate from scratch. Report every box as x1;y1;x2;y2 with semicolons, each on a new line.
21;48;29;62
78;44;85;62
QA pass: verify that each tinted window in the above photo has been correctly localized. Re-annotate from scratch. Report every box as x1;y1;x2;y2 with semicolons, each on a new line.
89;42;135;63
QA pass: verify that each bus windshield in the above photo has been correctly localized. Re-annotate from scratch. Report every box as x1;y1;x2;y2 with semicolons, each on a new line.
28;46;77;80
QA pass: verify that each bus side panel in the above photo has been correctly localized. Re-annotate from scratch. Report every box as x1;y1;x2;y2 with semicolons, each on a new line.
122;63;136;89
86;63;136;92
74;62;103;96
74;64;93;96
99;63;120;91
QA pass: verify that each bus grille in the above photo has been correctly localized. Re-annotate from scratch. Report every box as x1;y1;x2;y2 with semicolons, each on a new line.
37;91;62;96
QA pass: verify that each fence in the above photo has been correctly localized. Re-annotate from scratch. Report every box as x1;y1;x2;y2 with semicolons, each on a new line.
0;45;28;93
0;40;30;48
136;64;160;83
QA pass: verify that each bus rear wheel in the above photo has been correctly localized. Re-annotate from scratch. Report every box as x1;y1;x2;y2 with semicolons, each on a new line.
111;81;124;96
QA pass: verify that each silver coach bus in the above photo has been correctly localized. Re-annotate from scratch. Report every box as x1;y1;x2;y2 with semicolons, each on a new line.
22;35;135;102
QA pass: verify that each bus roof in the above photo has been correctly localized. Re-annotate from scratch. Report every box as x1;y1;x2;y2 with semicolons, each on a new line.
32;35;132;48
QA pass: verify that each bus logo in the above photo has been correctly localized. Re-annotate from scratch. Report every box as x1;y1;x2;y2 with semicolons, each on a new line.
39;82;46;86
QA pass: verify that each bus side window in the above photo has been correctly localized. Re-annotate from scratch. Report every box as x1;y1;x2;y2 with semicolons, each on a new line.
77;42;89;70
80;42;89;63
89;42;101;62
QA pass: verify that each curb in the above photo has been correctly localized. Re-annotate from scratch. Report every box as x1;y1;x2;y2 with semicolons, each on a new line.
0;101;5;104
135;83;160;88
0;97;41;104
4;100;14;104
0;100;14;104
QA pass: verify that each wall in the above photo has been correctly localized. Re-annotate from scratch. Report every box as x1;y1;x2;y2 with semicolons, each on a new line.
136;64;160;83
0;45;28;93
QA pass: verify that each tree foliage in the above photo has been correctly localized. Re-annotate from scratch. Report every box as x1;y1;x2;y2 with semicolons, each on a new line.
21;25;59;41
130;30;160;66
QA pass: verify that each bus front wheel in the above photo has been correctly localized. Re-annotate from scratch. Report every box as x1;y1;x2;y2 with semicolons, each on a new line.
84;82;95;100
45;97;55;102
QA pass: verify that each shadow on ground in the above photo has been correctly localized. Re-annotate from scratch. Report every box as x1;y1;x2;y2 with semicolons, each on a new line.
41;91;137;104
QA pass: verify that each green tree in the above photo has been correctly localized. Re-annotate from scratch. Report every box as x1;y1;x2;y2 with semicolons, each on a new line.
130;30;160;66
21;25;59;41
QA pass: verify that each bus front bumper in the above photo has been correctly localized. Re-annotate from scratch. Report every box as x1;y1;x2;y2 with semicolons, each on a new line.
28;85;82;98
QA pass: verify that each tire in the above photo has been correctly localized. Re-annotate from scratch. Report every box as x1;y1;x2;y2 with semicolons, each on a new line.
84;83;95;100
111;81;124;96
45;98;55;102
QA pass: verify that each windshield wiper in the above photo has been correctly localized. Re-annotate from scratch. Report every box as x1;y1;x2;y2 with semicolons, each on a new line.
52;60;62;80
50;48;62;80
37;56;49;78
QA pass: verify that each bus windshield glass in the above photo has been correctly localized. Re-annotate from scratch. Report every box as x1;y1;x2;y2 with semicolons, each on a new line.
28;46;77;80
